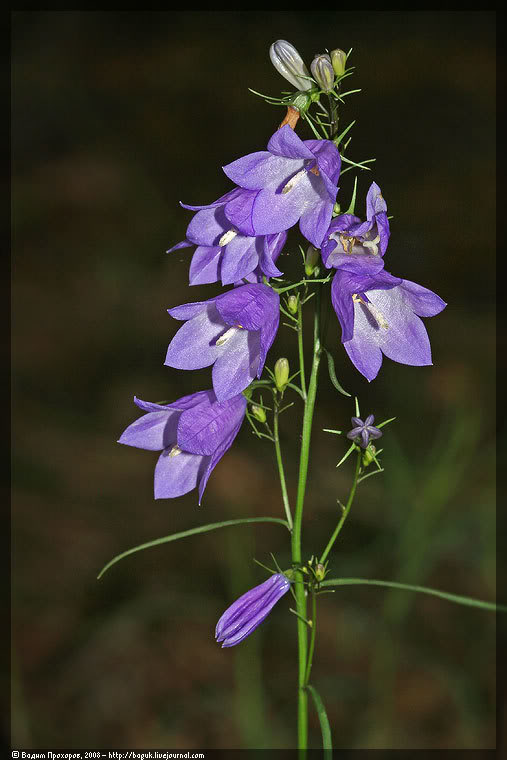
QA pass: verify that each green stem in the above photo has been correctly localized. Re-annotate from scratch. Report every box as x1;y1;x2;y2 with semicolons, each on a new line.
319;448;361;565
297;300;307;400
304;590;317;685
292;286;322;754
273;402;293;532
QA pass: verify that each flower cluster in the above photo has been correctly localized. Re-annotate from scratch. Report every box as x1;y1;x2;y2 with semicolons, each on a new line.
118;42;445;501
322;182;446;380
116;38;449;654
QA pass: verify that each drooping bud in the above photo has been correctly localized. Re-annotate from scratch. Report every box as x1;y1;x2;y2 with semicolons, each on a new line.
310;54;335;93
269;40;312;92
251;404;267;424
305;245;321;276
287;295;299;315
274;357;290;392
330;48;347;77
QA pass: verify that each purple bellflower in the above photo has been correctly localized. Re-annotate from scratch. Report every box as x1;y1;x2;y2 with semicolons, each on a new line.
221;124;341;248
331;268;447;381
346;415;383;449
165;283;280;402
118;391;246;503
215;573;290;648
168;192;286;286
321;181;390;271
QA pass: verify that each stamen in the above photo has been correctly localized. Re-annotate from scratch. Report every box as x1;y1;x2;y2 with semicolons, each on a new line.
281;168;307;194
215;326;240;346
353;294;388;329
169;445;182;457
339;234;356;255
218;228;238;247
363;233;381;256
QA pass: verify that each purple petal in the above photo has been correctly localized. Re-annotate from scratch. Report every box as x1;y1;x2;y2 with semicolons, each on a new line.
223;189;258;237
186;206;229;246
220;236;259;285
365;182;387;218
267;125;316;160
299;194;334;248
399;279;447;317
261;232;286;278
303;138;341;184
197;417;244;504
177;393;247;456
166;239;192;254
154;448;209;499
344;333;383;382
223;151;301;191
215;283;279;332
118;409;180;451
212;329;261;401
189;246;222;285
167;299;211;321
179;187;245;212
165;304;224;370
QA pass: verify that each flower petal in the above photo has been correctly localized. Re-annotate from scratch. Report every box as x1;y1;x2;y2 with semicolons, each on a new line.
212;329;261;401
154;448;209;499
165;304;224;370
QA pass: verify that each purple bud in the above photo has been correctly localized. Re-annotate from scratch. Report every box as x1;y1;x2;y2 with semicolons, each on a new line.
310;53;335;93
215;573;290;647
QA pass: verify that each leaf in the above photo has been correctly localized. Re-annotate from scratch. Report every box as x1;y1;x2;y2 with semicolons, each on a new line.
306;684;332;755
323;349;351;397
321;578;505;612
97;517;290;579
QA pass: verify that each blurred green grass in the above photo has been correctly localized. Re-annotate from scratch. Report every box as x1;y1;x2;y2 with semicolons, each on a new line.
11;11;496;750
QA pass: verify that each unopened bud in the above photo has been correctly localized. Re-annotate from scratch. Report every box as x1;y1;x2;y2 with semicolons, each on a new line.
305;245;321;276
330;48;347;77
310;54;335;93
287;295;299;315
274;357;290;392
315;563;326;582
269;40;312;92
251;404;267;424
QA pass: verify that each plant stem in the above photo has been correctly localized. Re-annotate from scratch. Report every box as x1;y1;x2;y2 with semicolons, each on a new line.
297;300;307;400
319;448;362;565
292;286;322;754
273;402;293;532
304;590;317;685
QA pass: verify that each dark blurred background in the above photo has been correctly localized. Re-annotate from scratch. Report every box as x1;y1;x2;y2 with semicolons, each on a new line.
11;11;496;750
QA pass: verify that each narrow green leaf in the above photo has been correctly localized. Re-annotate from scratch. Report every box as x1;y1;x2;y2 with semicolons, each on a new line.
324;349;351;397
97;518;290;579
306;684;332;755
321;578;505;612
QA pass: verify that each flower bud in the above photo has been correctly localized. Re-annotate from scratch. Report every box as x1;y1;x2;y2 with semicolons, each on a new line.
269;40;312;92
314;563;326;582
310;54;335;93
287;295;299;315
274;357;290;392
305;245;321;276
330;48;347;77
251;404;267;424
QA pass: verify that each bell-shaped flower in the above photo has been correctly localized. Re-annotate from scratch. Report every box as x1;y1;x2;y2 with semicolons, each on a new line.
331;268;446;381
165;283;280;402
167;196;285;286
221;124;341;248
215;573;290;648
321;182;390;271
118;390;246;503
